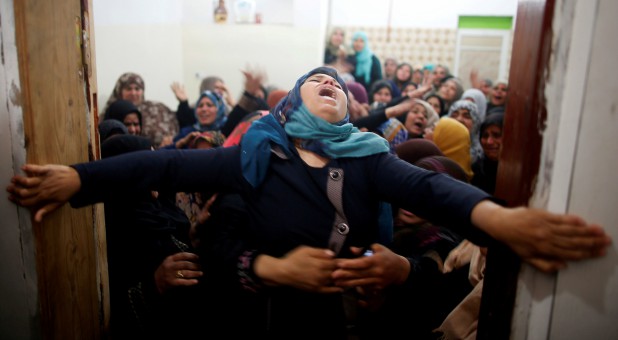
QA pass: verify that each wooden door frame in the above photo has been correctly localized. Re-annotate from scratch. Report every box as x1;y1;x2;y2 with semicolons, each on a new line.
477;0;555;338
10;0;107;338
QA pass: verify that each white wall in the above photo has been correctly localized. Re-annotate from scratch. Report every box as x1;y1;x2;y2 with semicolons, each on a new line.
93;0;517;110
93;0;324;110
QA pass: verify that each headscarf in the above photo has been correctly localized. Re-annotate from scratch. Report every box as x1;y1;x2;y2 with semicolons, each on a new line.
103;72;145;113
101;134;153;159
462;88;488;122
351;31;374;84
368;80;393;105
377;118;408;153
471;111;505;195
479;110;505;139
346;81;368;104
98;120;128;143
424;93;447;117
395;139;444;165
104;72;177;147
104;99;142;129
193;90;227;132
447;99;483;163
397;99;440;137
414;99;440;131
325;27;346;63
432;117;473;181
415;156;469;183
191;130;226;149
241;66;389;187
440;77;464;105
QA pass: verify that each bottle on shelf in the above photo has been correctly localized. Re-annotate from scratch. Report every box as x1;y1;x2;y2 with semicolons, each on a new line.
214;0;228;24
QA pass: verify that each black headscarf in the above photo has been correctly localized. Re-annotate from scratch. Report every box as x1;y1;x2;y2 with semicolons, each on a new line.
104;99;143;129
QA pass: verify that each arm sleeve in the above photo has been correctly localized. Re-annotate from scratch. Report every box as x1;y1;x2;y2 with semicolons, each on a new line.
373;153;495;245
70;147;244;208
352;109;389;131
352;96;409;131
176;100;196;128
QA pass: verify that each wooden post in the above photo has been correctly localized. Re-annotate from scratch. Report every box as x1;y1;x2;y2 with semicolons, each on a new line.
8;0;108;338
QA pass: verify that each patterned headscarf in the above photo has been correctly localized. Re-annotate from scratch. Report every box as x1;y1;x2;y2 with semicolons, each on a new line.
103;72;145;113
352;31;373;84
103;72;178;147
377;118;408;153
193;90;227;131
447;99;483;163
462;88;488;122
241;66;389;187
432;117;473;181
190;130;226;149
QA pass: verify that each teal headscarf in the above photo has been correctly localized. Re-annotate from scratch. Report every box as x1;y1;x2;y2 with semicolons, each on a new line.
352;31;373;84
241;67;389;187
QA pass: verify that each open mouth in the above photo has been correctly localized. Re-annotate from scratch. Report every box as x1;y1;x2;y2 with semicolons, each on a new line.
319;87;337;101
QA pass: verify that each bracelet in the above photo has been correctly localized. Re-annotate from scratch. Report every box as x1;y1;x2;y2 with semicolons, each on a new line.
237;249;262;292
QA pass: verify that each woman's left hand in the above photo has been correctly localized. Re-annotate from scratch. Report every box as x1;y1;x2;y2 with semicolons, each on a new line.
332;244;410;290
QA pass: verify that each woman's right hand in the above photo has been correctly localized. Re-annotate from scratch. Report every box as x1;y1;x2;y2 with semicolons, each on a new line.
253;246;342;294
154;252;203;294
7;164;81;222
170;82;188;102
242;67;266;97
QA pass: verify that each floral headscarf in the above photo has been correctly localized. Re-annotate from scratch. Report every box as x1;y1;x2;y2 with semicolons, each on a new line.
104;72;178;147
103;72;145;113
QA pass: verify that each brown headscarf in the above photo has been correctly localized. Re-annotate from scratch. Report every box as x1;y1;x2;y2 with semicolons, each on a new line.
104;72;178;147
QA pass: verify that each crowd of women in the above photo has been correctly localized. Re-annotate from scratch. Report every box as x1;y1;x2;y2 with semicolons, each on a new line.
6;28;611;340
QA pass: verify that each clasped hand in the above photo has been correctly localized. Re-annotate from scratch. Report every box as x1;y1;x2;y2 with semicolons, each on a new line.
254;244;410;295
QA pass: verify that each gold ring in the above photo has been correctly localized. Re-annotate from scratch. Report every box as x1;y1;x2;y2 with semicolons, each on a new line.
176;270;184;279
